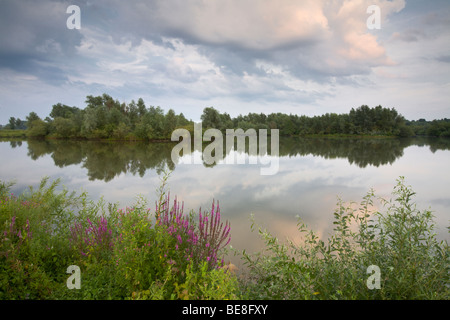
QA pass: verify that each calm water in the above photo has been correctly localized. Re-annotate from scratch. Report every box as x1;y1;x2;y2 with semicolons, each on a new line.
1;137;449;266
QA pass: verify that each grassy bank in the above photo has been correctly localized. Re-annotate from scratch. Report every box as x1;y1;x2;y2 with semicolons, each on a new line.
0;130;27;139
297;133;398;139
0;175;448;300
0;127;410;142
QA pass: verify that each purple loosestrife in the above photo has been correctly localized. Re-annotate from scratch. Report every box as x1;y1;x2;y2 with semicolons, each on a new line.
158;193;186;228
69;215;114;257
197;200;231;267
158;193;196;240
157;194;231;268
0;216;33;258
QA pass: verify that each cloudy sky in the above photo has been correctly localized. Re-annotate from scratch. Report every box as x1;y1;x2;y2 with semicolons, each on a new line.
0;0;449;124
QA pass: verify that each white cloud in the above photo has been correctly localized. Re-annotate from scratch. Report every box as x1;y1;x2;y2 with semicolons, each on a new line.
0;0;449;124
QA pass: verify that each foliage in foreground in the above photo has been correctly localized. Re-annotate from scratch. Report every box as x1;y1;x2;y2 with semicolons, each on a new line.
240;177;449;300
0;175;448;300
0;175;237;300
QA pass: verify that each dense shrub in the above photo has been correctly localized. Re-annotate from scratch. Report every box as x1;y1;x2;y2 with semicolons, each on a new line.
240;177;449;300
0;175;238;300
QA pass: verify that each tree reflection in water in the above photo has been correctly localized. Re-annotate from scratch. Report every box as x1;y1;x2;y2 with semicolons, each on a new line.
23;137;450;182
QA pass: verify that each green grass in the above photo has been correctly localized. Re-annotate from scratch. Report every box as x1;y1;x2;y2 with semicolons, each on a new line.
0;128;401;141
0;129;27;138
297;133;397;139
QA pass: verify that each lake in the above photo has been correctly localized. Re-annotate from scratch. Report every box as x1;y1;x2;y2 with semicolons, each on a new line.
1;137;449;267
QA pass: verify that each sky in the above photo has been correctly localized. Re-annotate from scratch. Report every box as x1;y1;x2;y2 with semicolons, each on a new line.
0;0;449;125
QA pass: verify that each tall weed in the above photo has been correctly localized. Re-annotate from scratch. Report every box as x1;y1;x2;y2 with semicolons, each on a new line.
241;177;449;300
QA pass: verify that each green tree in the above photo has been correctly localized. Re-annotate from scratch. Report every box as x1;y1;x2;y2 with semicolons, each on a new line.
164;109;177;138
147;106;165;139
8;117;16;130
137;98;147;117
427;120;441;137
50;103;80;119
397;123;415;137
26;112;41;124
134;120;150;140
81;107;99;137
201;107;222;129
85;95;103;109
53;117;77;138
127;100;139;130
220;112;234;130
113;122;130;140
176;113;190;127
26;114;48;138
15;118;25;130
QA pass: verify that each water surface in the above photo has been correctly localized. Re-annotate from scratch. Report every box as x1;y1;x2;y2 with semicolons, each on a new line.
1;137;449;266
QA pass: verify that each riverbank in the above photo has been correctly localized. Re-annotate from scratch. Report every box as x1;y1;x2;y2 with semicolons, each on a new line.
0;129;411;142
0;175;448;300
0;129;27;139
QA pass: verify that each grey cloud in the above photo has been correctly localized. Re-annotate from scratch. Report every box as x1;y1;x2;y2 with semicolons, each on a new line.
0;0;82;56
430;198;450;209
421;11;450;27
0;0;83;84
79;0;373;83
0;0;406;87
436;55;450;63
1;0;449;124
390;29;426;42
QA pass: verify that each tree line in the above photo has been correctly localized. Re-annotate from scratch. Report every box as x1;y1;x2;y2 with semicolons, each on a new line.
2;93;449;139
405;118;450;138
201;105;414;137
15;94;193;140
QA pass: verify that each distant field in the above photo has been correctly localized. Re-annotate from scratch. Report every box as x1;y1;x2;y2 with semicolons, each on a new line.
0;129;27;138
